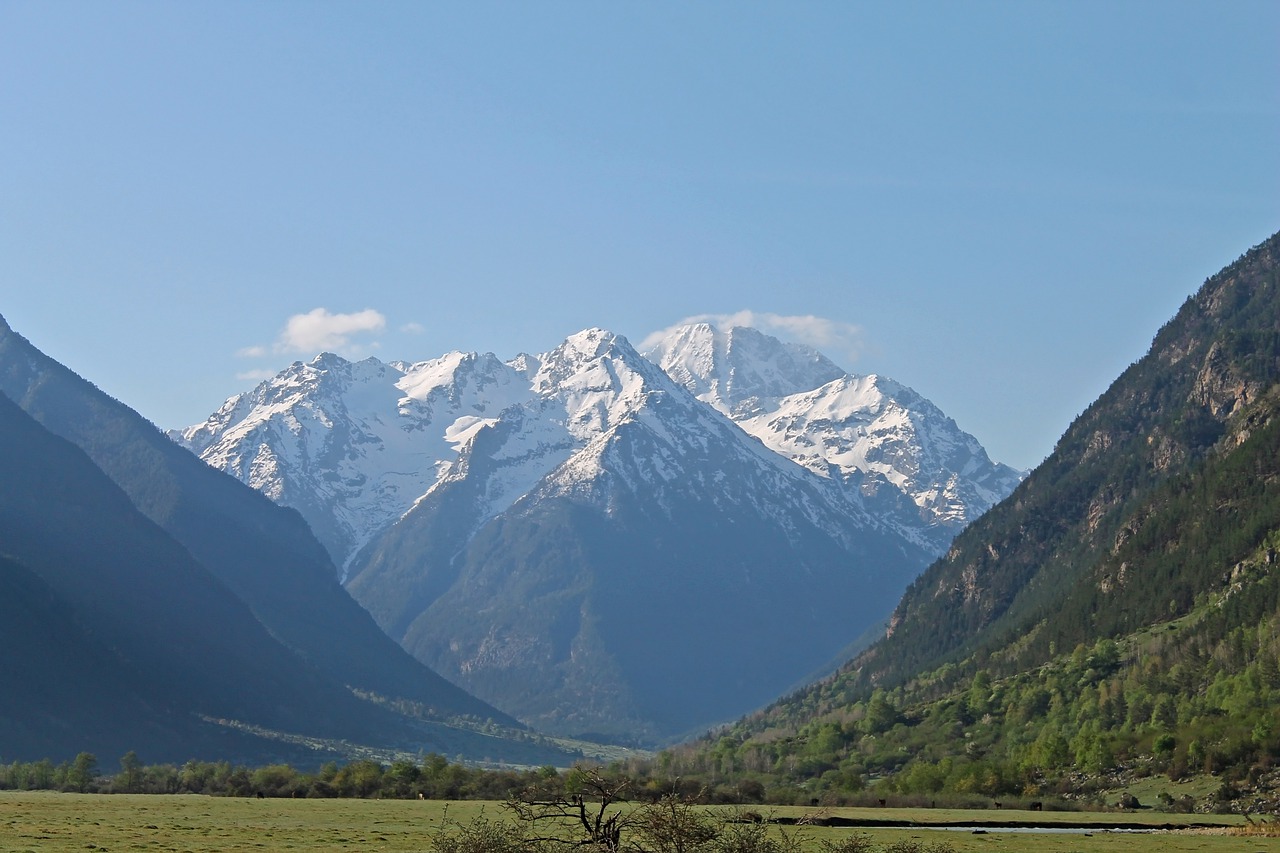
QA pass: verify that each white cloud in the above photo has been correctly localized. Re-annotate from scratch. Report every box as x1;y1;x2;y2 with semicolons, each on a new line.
233;307;391;373
401;321;425;334
277;307;387;354
641;311;865;365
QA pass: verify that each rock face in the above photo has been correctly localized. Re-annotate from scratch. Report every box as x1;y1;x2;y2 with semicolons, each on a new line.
849;230;1280;688
175;325;1022;743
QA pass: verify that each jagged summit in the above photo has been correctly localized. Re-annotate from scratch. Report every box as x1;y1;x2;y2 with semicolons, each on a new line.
644;323;847;417
173;346;534;571
340;326;920;741
643;323;1024;547
174;322;1019;741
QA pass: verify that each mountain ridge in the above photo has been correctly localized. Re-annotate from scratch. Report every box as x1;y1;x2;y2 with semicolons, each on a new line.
0;389;409;762
0;317;507;726
343;329;927;742
173;322;1023;743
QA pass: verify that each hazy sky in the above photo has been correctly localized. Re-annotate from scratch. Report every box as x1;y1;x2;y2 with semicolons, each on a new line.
3;1;1276;470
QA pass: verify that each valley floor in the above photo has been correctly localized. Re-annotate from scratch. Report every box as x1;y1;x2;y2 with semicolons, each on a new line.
0;791;1271;853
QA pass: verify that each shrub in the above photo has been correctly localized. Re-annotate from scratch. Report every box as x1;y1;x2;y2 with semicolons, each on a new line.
816;834;876;852
428;813;545;853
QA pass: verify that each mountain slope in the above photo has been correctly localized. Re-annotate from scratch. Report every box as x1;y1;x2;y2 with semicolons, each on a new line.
346;330;930;742
174;323;1019;744
0;550;198;762
863;231;1280;684
0;314;509;728
644;324;1023;553
671;231;1280;808
0;391;407;762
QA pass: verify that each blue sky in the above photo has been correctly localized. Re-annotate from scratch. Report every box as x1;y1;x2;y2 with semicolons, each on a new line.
2;1;1276;470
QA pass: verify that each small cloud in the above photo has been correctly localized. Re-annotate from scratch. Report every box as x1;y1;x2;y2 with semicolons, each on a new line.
233;308;390;381
642;311;865;366
401;321;425;335
277;307;387;355
761;314;865;359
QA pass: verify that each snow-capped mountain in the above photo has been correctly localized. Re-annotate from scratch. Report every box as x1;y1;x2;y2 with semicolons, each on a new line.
642;321;848;418
344;329;927;742
174;324;1021;742
643;323;1024;551
174;350;536;574
176;328;941;742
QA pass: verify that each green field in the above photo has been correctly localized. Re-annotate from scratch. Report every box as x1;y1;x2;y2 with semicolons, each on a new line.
0;791;1273;853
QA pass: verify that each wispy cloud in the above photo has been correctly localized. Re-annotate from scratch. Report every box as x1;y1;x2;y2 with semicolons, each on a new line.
277;308;387;355
235;369;278;382
641;311;865;366
236;307;389;362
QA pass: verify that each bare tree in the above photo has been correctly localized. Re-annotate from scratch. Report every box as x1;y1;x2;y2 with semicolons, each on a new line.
506;766;636;851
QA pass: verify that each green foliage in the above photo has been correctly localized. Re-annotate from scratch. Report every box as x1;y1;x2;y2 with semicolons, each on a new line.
815;836;875;853
635;235;1280;810
115;751;142;793
67;752;97;793
635;486;1280;807
0;752;565;801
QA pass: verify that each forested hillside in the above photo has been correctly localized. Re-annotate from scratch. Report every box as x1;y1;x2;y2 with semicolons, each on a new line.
654;231;1280;813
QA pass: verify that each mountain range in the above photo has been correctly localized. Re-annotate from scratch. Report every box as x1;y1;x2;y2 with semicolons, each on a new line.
0;313;585;766
5;226;1277;808
175;323;1021;743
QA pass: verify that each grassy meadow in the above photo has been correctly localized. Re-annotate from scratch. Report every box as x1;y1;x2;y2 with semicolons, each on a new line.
1;791;1275;853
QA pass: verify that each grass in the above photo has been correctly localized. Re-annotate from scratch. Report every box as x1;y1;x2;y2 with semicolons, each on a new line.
0;791;1275;853
1105;770;1222;809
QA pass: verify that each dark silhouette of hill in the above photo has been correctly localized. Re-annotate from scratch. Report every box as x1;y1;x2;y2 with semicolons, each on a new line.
0;392;409;761
0;313;510;728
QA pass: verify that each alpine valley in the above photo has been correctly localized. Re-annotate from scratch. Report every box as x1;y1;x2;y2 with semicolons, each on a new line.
0;314;591;768
174;324;1022;744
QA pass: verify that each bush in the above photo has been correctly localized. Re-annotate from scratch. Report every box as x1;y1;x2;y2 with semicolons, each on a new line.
711;821;803;852
817;834;876;852
428;813;546;853
883;841;956;853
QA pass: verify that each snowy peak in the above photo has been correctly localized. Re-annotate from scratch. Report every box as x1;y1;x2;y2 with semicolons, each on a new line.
176;322;1021;575
530;329;672;439
642;322;1022;542
531;328;645;392
644;323;847;416
169;320;1030;743
744;372;1020;525
172;348;535;570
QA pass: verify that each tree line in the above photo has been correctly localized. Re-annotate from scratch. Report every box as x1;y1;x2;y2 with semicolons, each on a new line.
0;751;562;799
